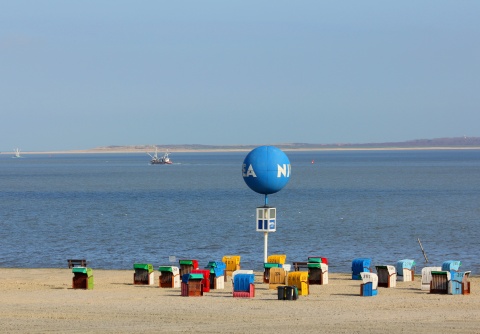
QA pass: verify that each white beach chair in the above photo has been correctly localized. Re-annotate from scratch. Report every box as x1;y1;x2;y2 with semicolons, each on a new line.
375;265;396;288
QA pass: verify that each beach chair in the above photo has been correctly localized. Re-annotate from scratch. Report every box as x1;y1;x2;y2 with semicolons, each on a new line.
158;266;181;288
178;259;198;277
263;263;282;283
181;273;204;297
420;267;442;290
269;267;287;289
205;261;226;289
133;263;154;285
396;259;415;282
267;254;287;265
231;269;254;284
263;254;286;283
222;255;241;282
72;267;94;290
449;271;471;295
430;271;451;294
287;271;309;296
375;265;396;288
360;272;378;296
233;273;255;298
191;269;211;293
352;258;371;280
308;262;329;285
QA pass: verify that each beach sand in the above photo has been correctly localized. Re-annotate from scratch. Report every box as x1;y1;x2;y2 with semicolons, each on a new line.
0;268;478;333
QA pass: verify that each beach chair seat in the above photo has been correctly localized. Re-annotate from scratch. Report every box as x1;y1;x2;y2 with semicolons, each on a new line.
287;271;309;296
269;267;287;289
375;265;396;288
222;255;241;282
360;272;378;296
181;273;204;297
449;271;471;295
308;262;329;285
158;266;181;288
233;273;255;298
396;259;415;282
72;267;94;290
178;259;198;277
430;271;451;294
421;267;442;290
191;269;211;293
133;263;154;285
263;262;282;283
205;261;226;289
352;258;371;280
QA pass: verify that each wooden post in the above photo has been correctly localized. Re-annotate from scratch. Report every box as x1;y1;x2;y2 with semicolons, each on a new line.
418;238;428;263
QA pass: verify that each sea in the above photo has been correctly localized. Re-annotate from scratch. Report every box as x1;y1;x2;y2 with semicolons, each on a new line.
1;149;479;274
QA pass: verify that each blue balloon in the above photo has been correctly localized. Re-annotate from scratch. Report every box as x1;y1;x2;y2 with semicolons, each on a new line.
242;146;291;195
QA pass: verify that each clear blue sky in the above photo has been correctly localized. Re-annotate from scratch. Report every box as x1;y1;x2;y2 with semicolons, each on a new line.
1;1;479;151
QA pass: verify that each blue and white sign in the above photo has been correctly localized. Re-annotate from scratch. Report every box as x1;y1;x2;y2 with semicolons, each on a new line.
242;146;291;195
256;206;276;232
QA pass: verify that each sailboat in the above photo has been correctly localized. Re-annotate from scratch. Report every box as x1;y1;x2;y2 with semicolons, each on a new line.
147;147;172;165
13;148;22;158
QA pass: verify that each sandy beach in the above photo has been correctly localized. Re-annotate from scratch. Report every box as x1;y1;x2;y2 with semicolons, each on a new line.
0;268;478;333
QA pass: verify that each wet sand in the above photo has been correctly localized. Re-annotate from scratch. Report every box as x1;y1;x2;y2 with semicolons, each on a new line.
0;268;478;333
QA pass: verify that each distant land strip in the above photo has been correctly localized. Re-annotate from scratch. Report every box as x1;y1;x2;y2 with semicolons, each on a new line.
3;136;480;154
88;136;480;153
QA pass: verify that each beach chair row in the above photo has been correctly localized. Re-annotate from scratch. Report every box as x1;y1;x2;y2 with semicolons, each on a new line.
69;256;472;299
353;258;471;296
70;255;241;291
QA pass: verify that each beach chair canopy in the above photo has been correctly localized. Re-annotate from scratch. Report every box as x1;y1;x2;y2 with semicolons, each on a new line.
441;260;461;272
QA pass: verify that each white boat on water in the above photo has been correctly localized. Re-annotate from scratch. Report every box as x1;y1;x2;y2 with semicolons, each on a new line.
147;148;172;165
13;148;22;158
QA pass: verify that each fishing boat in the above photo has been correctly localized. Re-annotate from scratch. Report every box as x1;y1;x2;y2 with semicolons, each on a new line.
148;148;172;165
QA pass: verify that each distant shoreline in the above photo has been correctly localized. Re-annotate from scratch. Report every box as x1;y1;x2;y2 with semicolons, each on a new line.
2;146;480;155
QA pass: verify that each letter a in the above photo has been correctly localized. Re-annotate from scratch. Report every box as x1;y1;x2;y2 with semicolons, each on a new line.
245;164;257;177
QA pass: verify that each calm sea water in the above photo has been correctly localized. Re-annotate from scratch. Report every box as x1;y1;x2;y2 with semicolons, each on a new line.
1;150;479;274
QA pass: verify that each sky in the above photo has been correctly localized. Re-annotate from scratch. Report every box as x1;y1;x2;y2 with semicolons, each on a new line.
1;1;479;151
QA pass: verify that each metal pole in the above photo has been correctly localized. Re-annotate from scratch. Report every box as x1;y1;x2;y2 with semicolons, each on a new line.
264;232;268;263
263;194;269;263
